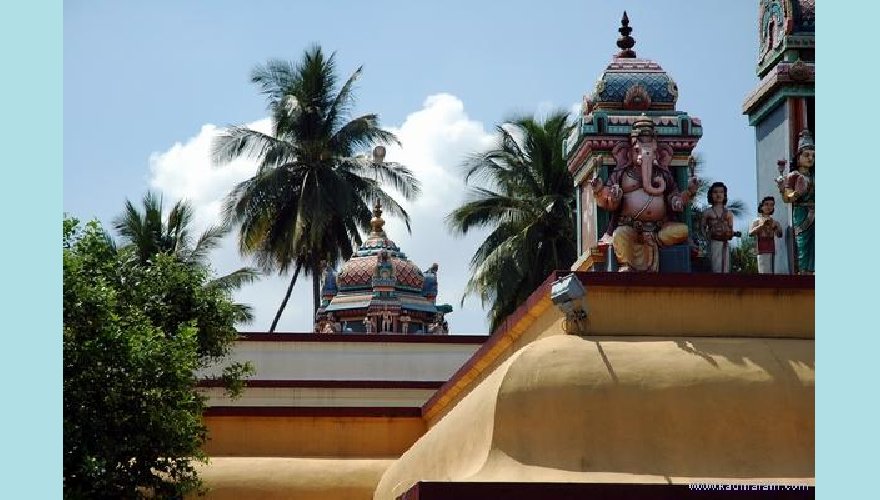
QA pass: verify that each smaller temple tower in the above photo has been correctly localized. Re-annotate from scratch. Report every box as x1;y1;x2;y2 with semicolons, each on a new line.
566;12;703;272
743;0;815;274
315;200;452;334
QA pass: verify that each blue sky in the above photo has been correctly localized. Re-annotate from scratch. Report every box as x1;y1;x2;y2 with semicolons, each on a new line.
64;0;760;334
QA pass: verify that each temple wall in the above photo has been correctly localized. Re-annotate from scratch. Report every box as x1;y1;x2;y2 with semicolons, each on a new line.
197;336;483;382
424;275;813;427
376;334;814;500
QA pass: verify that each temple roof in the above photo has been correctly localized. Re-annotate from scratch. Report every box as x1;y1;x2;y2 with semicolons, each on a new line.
317;199;450;334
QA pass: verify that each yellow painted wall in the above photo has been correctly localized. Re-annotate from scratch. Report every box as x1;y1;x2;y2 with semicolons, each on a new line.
203;416;425;457
376;334;814;500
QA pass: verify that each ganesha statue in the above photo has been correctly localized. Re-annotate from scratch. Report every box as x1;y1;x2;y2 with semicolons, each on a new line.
590;114;698;272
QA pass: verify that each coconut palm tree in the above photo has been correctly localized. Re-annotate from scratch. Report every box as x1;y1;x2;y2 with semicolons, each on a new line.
113;191;260;323
212;45;421;332
447;111;577;332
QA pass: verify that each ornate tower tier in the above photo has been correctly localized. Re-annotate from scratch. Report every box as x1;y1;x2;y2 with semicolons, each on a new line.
566;12;703;273
314;200;452;335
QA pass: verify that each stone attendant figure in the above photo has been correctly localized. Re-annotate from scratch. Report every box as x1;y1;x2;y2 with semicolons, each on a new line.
363;315;376;334
399;315;411;334
590;114;698;272
380;311;393;333
749;196;783;274
777;130;815;274
701;182;739;273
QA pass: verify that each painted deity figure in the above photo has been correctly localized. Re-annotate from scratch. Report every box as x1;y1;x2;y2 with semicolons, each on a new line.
777;130;815;274
363;315;376;334
590;115;698;272
380;311;393;333
749;196;783;274
701;182;740;273
321;313;340;334
399;315;412;334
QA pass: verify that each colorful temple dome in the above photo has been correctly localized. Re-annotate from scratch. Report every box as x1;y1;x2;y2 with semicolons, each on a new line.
565;12;702;161
589;58;678;112
585;12;677;113
315;200;451;335
336;221;425;292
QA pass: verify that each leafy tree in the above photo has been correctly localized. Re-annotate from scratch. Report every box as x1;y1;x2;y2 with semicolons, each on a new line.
113;191;260;323
447;111;577;331
64;218;252;499
730;232;759;274
213;45;421;332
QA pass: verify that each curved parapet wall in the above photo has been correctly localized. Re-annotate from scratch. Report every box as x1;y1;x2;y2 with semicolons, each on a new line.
375;334;813;499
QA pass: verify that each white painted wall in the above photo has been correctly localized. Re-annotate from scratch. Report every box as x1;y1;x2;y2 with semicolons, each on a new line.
198;339;483;382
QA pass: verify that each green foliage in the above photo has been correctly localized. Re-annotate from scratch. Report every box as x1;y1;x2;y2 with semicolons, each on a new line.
213;45;420;330
63;218;251;499
114;191;261;324
730;232;759;274
447;111;577;332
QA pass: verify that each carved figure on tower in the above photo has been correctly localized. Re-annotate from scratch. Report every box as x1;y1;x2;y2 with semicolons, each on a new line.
701;182;740;273
776;130;815;274
590;114;699;272
749;196;783;274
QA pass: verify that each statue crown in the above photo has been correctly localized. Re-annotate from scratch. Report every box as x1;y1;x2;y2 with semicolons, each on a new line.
797;129;814;152
630;114;656;137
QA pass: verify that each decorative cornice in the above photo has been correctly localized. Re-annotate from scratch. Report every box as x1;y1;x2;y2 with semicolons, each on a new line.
744;61;814;119
745;86;815;126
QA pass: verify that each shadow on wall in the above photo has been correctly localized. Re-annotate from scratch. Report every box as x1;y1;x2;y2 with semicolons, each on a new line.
487;335;813;480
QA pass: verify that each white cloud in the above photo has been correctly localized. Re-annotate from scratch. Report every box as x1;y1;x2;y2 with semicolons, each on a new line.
149;118;272;235
147;94;497;334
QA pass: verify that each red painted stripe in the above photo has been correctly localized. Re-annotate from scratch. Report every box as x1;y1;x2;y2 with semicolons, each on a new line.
402;481;814;499
197;379;445;389
203;406;422;418
570;271;814;289
235;333;489;343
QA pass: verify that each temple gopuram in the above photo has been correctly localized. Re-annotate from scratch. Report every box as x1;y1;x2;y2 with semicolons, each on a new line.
744;0;815;275
314;200;452;335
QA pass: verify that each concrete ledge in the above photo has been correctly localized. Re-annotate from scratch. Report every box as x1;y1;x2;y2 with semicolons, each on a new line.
192;457;393;500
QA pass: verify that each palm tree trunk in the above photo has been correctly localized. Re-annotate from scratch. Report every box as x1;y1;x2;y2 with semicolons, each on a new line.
269;261;302;333
311;257;321;317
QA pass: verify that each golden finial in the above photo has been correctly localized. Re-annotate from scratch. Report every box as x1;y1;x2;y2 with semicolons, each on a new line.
616;11;637;58
370;199;385;234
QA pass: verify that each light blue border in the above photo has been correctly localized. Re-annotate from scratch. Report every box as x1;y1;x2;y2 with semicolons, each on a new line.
0;0;62;497
816;3;875;498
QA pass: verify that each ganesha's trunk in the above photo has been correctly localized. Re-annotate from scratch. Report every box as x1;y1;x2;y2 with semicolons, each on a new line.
640;145;666;195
